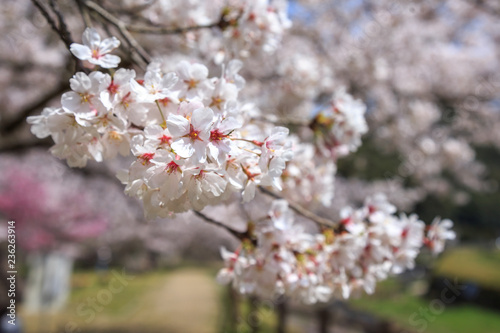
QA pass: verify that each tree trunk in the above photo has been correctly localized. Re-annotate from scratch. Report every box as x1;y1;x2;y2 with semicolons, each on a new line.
276;296;287;333
227;286;240;332
318;306;330;333
249;295;260;333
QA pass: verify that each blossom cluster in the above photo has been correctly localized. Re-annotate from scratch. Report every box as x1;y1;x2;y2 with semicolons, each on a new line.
278;88;368;208
28;28;294;217
217;195;455;304
281;140;336;208
311;88;368;159
219;0;292;59
134;0;291;62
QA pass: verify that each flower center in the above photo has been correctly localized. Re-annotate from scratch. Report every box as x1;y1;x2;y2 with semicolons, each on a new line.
138;152;154;165
188;124;202;141
210;129;227;142
166;161;181;174
91;48;101;59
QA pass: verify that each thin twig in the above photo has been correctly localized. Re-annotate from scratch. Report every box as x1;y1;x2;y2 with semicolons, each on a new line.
126;22;220;34
193;210;248;240
258;187;338;228
82;0;151;67
49;0;73;46
31;0;71;50
251;116;311;128
31;0;86;72
75;0;93;27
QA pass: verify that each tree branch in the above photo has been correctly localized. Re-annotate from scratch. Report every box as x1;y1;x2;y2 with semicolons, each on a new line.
126;21;220;35
31;0;87;73
193;210;248;241
0;139;52;153
31;0;72;51
251;115;311;128
258;187;338;228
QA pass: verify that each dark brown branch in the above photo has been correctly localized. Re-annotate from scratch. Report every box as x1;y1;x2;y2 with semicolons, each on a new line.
31;0;86;72
126;21;220;34
258;187;338;228
276;296;287;333
193;210;248;241
31;0;72;50
49;0;73;46
0;60;61;72
0;139;52;153
0;81;69;135
85;1;238;35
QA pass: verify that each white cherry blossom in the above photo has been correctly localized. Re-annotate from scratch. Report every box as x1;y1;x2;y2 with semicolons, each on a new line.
70;27;121;68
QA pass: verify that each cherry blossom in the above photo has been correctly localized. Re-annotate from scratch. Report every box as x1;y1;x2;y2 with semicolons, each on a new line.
70;27;121;69
14;1;465;310
218;195;454;304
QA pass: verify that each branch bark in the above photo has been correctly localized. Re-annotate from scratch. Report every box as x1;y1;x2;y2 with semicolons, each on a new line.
30;0;86;72
258;186;338;228
193;210;248;241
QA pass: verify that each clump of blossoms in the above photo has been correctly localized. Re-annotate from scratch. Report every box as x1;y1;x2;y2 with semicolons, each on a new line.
28;28;293;216
311;87;369;158
27;28;455;305
273;88;368;209
129;0;291;63
217;194;456;304
277;88;368;209
219;0;292;59
281;139;336;208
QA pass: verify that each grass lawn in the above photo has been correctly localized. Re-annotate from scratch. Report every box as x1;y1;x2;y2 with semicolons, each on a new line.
433;246;500;291
348;278;500;333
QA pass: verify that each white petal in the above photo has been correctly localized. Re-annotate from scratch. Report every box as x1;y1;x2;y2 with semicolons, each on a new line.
82;27;101;49
100;36;120;53
166;114;190;137
171;138;194;158
70;72;91;93
97;54;121;68
191;63;208;80
61;92;82;112
161;72;178;89
176;61;191;80
70;44;91;60
192;107;214;131
193;140;207;163
242;181;256;202
268;157;286;177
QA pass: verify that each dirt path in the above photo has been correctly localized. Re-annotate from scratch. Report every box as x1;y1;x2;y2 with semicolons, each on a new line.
141;267;220;333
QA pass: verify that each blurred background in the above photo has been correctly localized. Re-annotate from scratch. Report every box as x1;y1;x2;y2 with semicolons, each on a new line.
0;0;499;332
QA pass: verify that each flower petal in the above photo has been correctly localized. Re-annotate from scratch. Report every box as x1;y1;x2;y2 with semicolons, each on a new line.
70;43;91;60
166;114;190;137
82;27;101;50
100;36;120;53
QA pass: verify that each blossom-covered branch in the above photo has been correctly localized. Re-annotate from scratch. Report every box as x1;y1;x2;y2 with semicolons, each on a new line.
218;196;455;304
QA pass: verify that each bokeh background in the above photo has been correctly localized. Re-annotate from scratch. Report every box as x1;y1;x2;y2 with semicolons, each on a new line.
1;0;499;332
